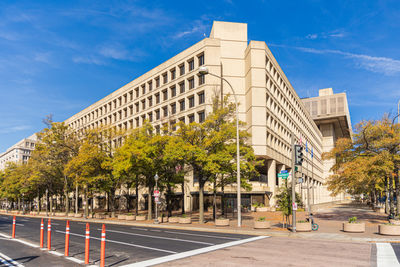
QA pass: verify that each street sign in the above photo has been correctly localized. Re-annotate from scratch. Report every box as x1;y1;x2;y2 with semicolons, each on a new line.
281;170;288;174
154;190;160;197
155;196;159;202
292;202;298;211
278;173;289;179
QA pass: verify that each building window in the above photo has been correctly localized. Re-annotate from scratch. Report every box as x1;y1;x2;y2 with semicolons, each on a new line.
179;116;185;123
179;64;185;76
198;91;205;104
188;77;195;89
135;117;139;127
198;74;205;85
188;113;195;123
148;112;153;122
163;106;168;117
198;53;204;66
198;111;205;123
179;82;185;94
171;68;176;80
148;81;153;91
188;59;194;71
141;100;146;109
155;77;160;88
135;102;139;112
188;95;195;108
155;125;160;134
155;109;160;120
135;88;139;97
179;99;185;111
148;96;153;107
170;86;176;97
163;72;168;84
171;103;176;114
142;84;146;95
163;90;168;101
171;120;177;131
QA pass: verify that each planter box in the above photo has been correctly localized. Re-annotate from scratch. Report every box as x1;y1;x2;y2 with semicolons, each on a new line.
389;219;400;225
74;213;83;218
179;217;192;224
251;206;256;212
117;215;126;220
125;215;136;221
254;220;271;229
95;213;105;219
157;217;167;223
215;218;230;226
296;222;311;232
343;222;365;233
136;215;147;221
68;213;75;217
376;207;385;213
256;207;269;212
379;224;400;235
168;217;179;223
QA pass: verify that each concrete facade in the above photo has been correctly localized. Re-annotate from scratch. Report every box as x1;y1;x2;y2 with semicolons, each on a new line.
61;21;352;211
0;134;37;171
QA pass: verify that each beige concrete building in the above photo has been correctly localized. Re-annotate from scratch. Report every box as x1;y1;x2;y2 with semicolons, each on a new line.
0;134;37;171
64;21;352;211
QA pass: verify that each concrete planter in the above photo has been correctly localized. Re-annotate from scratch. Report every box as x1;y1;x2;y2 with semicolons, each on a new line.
55;212;65;216
343;222;365;233
68;213;75;217
389;219;400;225
215;218;230;226
136;215;147;221
125;215;136;221
256;207;269;212
117;215;126;220
157;217;167;223
376;207;385;213
168;217;179;223
254;220;271;229
179;217;192;224
379;224;400;235
39;212;47;215
296;222;311;232
74;213;83;218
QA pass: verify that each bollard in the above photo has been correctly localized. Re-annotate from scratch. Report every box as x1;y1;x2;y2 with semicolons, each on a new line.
12;216;16;238
47;219;52;250
65;221;70;256
85;223;90;264
100;224;106;267
40;218;44;248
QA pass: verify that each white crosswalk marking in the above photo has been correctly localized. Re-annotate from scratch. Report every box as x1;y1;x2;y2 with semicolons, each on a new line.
0;251;25;267
376;243;400;267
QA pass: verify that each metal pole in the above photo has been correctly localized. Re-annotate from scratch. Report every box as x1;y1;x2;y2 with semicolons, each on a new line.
291;134;296;232
155;179;159;224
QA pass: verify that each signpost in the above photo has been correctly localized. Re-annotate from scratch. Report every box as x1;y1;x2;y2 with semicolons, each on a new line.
278;171;289;179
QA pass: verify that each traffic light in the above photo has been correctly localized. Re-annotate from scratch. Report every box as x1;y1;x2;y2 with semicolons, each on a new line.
295;145;304;166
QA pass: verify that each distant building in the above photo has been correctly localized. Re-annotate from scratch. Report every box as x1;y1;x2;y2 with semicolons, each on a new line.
0;134;37;170
63;21;353;211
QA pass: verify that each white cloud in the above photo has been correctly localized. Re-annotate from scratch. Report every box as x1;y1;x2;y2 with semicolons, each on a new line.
273;44;400;75
306;34;318;40
174;19;209;39
0;125;31;134
72;56;105;65
305;30;346;40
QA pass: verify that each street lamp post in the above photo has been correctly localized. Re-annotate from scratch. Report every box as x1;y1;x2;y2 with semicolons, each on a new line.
154;173;159;224
198;66;242;227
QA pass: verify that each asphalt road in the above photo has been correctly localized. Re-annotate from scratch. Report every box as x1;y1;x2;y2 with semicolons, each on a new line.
0;214;256;266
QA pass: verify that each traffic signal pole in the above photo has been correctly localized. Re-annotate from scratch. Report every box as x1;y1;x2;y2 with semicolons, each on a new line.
291;134;296;233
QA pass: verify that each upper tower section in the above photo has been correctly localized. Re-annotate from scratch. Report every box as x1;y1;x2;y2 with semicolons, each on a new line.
209;21;247;42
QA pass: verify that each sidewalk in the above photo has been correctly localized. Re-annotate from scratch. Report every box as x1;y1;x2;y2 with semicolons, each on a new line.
1;202;398;243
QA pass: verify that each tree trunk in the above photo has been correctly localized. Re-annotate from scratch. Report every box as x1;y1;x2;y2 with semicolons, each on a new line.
84;185;88;219
181;183;185;215
65;190;69;216
199;180;204;223
75;184;79;214
390;174;395;217
135;181;139;216
221;185;225;216
213;181;217;220
109;190;116;218
148;186;153;220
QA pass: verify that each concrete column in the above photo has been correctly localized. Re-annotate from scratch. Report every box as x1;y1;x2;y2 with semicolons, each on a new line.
267;159;277;207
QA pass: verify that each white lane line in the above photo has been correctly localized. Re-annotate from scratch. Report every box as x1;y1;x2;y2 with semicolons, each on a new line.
0;255;13;267
0;232;39;248
163;230;240;240
376;243;400;267
102;229;215;246
49;251;64;257
150;229;161;232
65;256;85;264
55;230;176;254
0;251;25;267
16;223;24;226
121;235;268;267
131;227;148;231
51;223;60;225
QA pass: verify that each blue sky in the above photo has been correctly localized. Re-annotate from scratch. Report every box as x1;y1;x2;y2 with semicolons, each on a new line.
1;0;399;152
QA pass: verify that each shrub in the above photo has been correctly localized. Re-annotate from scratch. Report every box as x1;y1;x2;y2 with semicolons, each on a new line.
348;216;358;223
257;217;266;222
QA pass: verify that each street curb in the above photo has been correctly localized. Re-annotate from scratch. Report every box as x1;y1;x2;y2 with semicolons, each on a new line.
2;212;400;243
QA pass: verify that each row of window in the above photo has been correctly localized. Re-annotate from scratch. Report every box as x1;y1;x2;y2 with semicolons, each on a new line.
69;53;205;129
